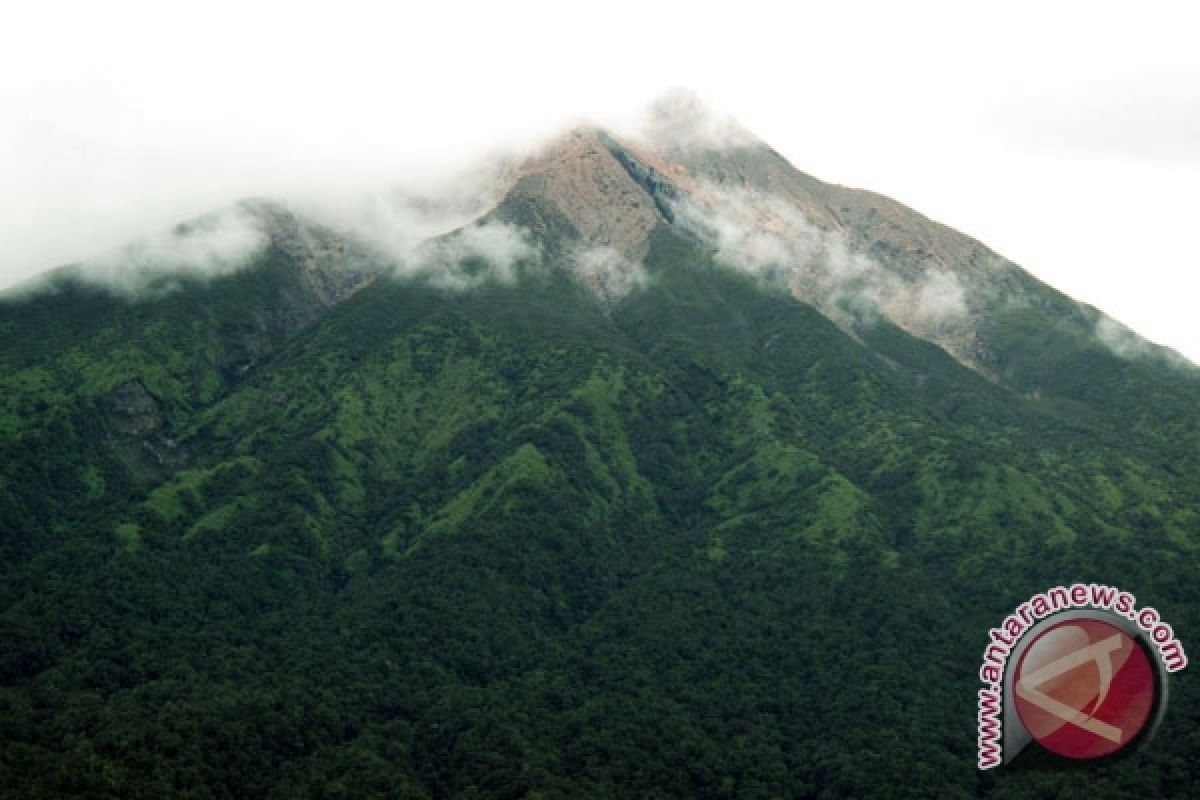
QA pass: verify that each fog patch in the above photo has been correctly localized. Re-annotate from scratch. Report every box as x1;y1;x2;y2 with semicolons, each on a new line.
398;220;539;289
567;245;647;307
271;158;543;290
1094;315;1193;368
635;88;760;153
291;155;516;265
65;205;267;297
912;270;970;325
672;182;970;330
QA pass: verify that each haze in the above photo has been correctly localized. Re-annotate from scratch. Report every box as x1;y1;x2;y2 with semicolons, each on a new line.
3;0;1198;362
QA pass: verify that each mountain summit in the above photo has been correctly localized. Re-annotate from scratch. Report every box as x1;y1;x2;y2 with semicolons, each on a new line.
1;97;1197;797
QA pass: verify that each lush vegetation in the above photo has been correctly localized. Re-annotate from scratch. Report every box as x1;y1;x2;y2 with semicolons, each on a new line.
1;228;1198;798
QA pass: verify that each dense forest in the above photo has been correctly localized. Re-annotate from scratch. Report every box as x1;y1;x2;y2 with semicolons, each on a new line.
2;215;1198;798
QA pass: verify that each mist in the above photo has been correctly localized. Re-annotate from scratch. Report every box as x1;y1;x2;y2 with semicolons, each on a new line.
1094;315;1193;368
566;246;649;308
46;205;269;298
4;3;1198;359
398;221;539;290
284;159;540;290
671;182;971;333
632;89;760;154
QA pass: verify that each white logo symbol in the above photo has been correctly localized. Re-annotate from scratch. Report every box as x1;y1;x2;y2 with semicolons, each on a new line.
1016;629;1128;743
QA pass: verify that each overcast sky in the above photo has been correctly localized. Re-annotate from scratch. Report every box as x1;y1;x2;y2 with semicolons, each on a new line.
3;1;1198;362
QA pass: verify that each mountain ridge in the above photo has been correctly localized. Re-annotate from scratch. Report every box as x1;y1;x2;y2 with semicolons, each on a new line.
1;100;1198;798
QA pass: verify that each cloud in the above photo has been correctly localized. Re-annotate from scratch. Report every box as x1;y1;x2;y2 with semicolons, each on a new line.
1095;316;1146;359
671;182;970;331
566;245;648;308
267;157;544;291
912;269;970;326
7;159;537;300
1093;315;1193;368
397;220;539;290
64;205;268;296
288;155;516;260
634;88;760;153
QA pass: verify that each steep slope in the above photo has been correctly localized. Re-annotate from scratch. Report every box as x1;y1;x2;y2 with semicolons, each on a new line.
549;117;1200;465
0;202;382;560
493;128;666;262
1;115;1199;798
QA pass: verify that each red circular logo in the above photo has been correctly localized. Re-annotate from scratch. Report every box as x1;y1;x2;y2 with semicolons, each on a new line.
1014;618;1156;759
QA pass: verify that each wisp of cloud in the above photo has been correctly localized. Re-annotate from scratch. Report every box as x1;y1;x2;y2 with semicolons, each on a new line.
64;205;269;297
671;181;970;332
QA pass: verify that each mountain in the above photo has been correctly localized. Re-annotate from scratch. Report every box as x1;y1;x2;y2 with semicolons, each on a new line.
2;98;1198;798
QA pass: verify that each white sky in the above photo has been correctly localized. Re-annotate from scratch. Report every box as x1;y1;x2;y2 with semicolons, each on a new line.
3;0;1198;362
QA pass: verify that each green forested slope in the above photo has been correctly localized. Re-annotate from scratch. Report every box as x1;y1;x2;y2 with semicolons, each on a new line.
1;225;1197;798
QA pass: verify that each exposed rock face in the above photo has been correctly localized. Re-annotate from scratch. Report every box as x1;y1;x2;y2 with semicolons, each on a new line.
150;98;1113;380
494;129;667;262
101;378;163;437
241;199;380;308
488;111;1037;372
100;378;187;476
87;206;390;479
210;199;388;367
